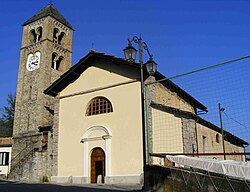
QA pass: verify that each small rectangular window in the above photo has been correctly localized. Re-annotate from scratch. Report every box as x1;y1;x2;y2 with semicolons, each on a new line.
5;153;9;165
42;132;48;150
202;136;207;153
0;152;9;166
0;153;3;165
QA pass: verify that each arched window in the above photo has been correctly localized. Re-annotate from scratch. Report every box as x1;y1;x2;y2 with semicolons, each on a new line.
86;97;113;116
53;28;59;43
58;32;65;45
30;27;42;43
53;28;65;45
56;56;63;70
30;29;37;43
51;53;63;70
216;133;220;143
37;27;43;42
51;52;58;69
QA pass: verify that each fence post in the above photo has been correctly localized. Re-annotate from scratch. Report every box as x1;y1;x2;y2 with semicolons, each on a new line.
218;103;226;160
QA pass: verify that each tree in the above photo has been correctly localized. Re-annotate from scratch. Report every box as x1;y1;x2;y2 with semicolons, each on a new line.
0;93;15;137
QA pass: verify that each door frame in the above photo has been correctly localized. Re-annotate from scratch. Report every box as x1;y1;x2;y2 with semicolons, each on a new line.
90;147;105;183
81;126;112;183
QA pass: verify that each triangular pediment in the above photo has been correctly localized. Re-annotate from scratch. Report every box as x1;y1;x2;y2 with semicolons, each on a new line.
44;51;141;97
61;61;140;97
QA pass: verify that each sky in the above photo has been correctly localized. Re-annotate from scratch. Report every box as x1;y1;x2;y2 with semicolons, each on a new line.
0;0;250;109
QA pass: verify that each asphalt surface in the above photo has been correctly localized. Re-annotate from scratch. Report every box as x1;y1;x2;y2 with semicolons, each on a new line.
0;180;143;192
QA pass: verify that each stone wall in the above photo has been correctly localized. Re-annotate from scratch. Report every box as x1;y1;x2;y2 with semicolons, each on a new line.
181;118;197;153
154;83;195;114
144;77;156;164
145;77;196;159
11;14;73;182
51;96;60;176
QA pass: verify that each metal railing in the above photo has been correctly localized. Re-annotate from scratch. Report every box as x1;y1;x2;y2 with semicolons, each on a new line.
9;142;34;174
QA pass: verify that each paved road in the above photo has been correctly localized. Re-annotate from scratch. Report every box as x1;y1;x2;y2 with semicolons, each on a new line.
0;180;143;192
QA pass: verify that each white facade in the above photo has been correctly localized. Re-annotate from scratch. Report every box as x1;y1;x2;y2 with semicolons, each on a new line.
51;61;144;184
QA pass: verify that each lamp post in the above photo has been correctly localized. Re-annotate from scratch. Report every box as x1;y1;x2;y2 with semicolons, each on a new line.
123;36;157;183
218;103;226;160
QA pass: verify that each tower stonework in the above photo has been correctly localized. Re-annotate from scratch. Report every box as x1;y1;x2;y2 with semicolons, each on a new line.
11;4;73;181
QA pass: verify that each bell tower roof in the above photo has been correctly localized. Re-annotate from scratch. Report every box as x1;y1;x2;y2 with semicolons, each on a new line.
22;4;74;30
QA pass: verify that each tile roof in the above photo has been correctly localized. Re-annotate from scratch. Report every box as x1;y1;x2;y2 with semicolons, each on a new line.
22;4;73;30
0;137;12;147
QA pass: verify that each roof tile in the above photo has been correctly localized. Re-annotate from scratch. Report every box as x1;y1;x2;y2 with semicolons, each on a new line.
22;4;73;30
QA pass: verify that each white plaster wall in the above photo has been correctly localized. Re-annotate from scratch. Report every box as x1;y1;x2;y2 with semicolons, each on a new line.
60;63;137;97
151;108;183;153
57;64;143;178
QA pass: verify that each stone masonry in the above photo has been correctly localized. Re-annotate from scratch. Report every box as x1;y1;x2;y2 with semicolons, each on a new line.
145;76;198;160
11;4;73;182
181;118;197;153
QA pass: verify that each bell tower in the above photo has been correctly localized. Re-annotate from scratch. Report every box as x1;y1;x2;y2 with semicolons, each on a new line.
11;4;73;181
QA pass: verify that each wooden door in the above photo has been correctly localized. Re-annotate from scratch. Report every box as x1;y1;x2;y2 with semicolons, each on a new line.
91;147;105;183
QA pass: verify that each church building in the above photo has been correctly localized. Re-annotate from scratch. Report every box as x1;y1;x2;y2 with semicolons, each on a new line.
11;4;247;184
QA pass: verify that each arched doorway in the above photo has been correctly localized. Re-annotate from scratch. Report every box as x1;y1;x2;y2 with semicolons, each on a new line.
91;147;105;183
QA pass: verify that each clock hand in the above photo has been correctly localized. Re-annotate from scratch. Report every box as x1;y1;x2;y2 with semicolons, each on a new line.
31;61;38;65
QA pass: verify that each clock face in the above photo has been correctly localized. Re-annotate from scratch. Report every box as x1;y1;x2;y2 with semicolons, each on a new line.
26;52;40;71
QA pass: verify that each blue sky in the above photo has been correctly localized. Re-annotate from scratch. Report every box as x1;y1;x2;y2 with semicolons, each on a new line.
0;0;250;109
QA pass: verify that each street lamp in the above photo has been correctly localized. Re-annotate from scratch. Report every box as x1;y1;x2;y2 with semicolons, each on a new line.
123;36;157;185
145;57;158;76
123;42;137;62
123;36;157;76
